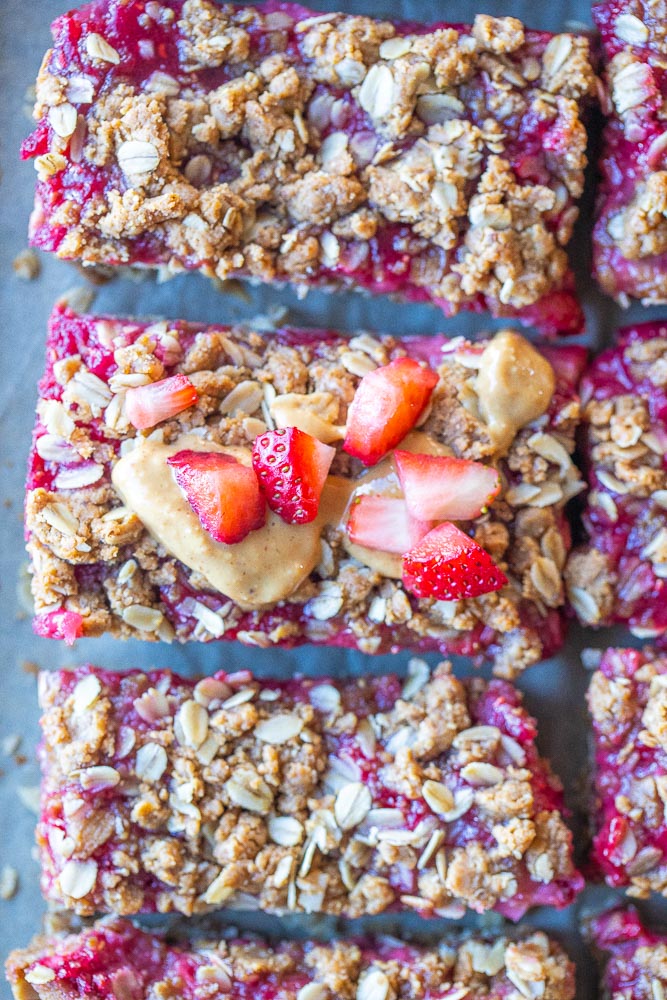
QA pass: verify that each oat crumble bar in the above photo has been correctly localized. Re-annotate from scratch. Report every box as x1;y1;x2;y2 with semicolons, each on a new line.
587;646;667;897
27;306;586;676
593;1;667;305
5;918;576;1000
21;0;597;333
35;662;583;919
565;321;667;637
590;906;667;999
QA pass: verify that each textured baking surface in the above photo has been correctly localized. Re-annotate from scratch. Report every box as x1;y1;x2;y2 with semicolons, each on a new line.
4;2;667;999
5;918;576;1000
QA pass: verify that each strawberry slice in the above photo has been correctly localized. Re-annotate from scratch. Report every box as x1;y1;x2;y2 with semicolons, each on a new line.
167;450;265;544
394;451;500;521
125;374;198;430
402;522;507;600
347;495;432;554
344;358;438;466
252;427;335;524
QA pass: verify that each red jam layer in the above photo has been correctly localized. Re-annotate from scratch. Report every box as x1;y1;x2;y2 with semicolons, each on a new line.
21;0;586;333
37;666;583;920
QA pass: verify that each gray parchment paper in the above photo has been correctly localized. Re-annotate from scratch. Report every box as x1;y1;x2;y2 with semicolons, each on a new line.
2;2;667;997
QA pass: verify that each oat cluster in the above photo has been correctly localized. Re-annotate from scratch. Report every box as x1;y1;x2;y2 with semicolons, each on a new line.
6;918;575;1000
565;330;667;634
36;663;578;919
30;0;595;320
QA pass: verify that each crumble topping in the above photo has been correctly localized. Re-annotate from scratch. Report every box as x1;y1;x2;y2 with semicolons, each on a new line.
5;919;576;1000
24;1;596;327
26;308;584;675
588;648;667;897
565;326;667;634
593;1;667;303
591;907;667;1000
35;662;581;918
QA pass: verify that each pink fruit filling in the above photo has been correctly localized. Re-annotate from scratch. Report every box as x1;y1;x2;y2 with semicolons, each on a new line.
591;907;666;999
20;0;595;333
5;918;576;1000
35;664;582;920
566;322;667;636
588;648;667;892
592;2;667;303
27;306;585;672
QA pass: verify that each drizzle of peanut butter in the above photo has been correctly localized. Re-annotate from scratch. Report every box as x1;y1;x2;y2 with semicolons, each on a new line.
111;429;454;605
475;330;556;455
112;434;345;611
340;430;453;579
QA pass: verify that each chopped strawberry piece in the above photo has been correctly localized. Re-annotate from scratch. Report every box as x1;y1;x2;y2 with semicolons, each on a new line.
167;450;265;544
33;609;84;645
252;427;335;524
125;374;198;430
344;358;438;466
402;522;508;600
347;495;432;554
394;451;500;521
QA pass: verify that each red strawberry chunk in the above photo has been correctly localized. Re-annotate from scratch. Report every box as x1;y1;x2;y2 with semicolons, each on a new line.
252;427;335;524
33;609;84;645
167;450;265;544
125;374;198;430
402;522;508;600
347;495;432;554
394;451;500;521
343;358;438;466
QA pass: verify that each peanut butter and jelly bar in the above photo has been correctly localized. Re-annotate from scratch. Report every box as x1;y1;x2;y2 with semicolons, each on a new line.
565;322;667;637
590;907;667;998
27;306;585;675
588;647;667;897
22;0;597;333
5;918;576;1000
36;663;583;919
593;1;667;305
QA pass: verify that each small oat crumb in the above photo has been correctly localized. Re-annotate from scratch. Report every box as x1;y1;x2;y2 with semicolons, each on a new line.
0;866;18;900
12;250;40;281
17;785;40;814
56;285;96;314
2;735;21;756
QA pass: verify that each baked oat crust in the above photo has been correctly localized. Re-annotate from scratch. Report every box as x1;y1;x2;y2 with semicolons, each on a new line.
22;0;596;332
5;918;576;1000
34;662;583;919
588;647;667;897
565;322;667;638
593;1;667;305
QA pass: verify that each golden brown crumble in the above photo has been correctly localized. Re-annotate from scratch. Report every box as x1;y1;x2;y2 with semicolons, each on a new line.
5;920;575;1000
35;663;578;918
31;2;596;315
